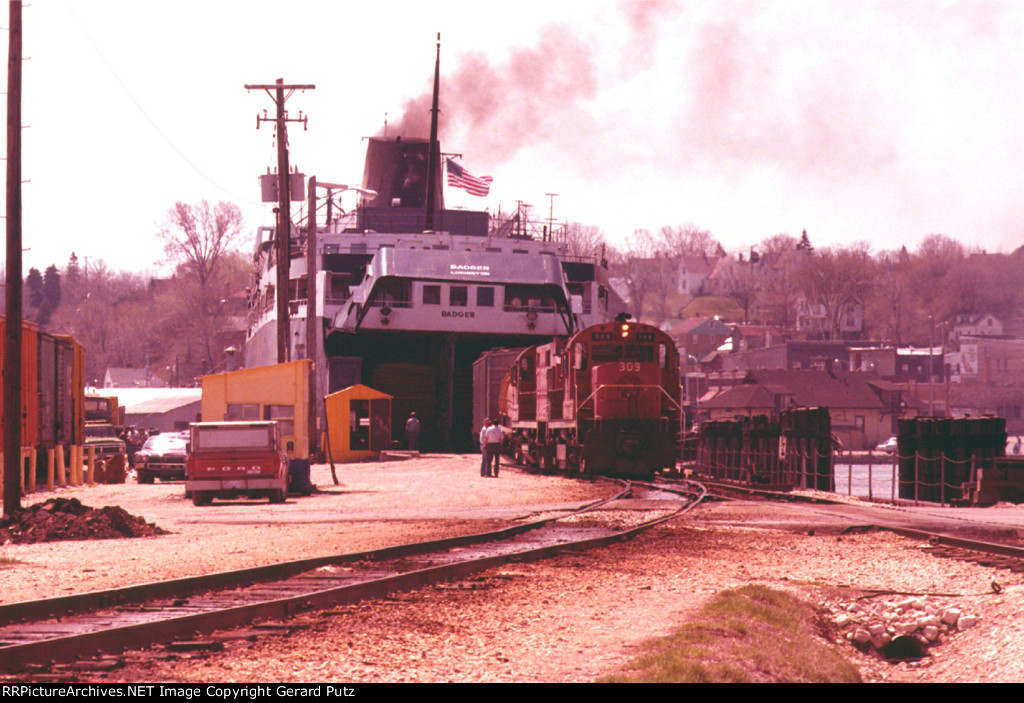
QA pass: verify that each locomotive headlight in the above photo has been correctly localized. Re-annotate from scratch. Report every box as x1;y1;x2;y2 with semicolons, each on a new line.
620;323;630;338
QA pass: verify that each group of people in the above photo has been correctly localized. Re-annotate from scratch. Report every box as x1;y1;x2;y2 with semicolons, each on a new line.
479;418;503;477
404;411;504;478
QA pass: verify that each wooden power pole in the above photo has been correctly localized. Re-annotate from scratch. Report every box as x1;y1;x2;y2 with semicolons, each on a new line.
4;0;23;518
244;79;314;364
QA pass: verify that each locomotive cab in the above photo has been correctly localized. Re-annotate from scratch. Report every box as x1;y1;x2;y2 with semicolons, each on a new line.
501;320;681;477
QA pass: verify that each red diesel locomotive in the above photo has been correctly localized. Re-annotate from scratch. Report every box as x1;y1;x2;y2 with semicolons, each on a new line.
500;319;681;477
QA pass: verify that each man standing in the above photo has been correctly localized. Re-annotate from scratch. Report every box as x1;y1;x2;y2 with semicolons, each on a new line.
406;412;420;451
479;418;492;477
483;421;504;477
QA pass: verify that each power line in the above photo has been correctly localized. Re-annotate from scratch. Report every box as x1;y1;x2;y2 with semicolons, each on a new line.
62;2;259;206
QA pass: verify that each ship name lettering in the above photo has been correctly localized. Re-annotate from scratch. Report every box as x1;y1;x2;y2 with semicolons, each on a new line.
442;310;476;319
449;264;490;276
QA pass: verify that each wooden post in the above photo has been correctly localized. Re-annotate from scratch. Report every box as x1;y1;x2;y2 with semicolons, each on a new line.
867;451;873;502
846;449;851;496
46;447;55;490
891;451;896;504
55;445;66;487
914;451;919;506
940;452;946;506
87;446;96;484
70;445;77;485
25;447;35;492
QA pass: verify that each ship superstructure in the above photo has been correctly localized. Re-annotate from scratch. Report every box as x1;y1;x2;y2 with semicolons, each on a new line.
244;52;615;450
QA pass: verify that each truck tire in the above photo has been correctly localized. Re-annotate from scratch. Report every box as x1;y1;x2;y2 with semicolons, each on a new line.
269;488;286;504
192;491;211;506
137;472;154;484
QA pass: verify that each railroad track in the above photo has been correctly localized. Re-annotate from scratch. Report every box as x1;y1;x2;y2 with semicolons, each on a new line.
685;477;1024;575
0;479;706;676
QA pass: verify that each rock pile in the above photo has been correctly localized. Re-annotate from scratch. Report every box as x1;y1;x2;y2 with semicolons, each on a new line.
824;595;979;660
0;497;168;545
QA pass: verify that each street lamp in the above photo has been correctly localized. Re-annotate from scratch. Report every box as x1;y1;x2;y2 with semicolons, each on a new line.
316;182;378;223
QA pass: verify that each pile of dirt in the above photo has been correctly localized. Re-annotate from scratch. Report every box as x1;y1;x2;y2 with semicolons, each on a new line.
0;498;168;545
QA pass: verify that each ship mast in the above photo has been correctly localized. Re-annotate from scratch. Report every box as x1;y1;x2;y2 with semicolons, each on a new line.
424;33;441;233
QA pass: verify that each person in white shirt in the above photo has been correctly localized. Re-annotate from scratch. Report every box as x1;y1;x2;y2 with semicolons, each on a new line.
479;419;492;477
405;412;420;451
482;422;504;477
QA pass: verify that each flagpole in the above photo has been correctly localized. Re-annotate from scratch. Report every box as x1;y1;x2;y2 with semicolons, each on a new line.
425;33;441;233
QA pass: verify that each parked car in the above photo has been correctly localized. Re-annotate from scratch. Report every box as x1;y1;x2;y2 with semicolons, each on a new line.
1007;436;1023;456
876;436;898;454
135;432;189;484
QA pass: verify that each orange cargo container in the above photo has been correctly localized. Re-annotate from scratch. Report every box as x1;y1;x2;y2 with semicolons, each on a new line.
0;315;40;447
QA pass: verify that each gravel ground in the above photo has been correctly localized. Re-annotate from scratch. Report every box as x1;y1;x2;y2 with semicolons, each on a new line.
0;455;604;604
3;455;1023;683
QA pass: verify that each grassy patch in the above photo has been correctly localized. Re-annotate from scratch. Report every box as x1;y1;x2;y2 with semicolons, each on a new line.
601;585;861;683
0;556;23;570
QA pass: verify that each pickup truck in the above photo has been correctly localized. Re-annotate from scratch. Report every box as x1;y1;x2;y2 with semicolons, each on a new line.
186;421;289;506
84;423;127;462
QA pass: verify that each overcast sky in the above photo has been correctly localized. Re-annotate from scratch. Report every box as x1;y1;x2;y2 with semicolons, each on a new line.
4;0;1024;275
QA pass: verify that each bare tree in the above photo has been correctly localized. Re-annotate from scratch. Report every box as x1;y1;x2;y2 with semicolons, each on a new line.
751;234;803;328
797;243;874;340
659;223;720;259
758;233;799;263
867;248;914;344
49;262;151;384
159;201;245;288
561;221;606;260
715;256;760;324
608;229;662;323
158;201;245;372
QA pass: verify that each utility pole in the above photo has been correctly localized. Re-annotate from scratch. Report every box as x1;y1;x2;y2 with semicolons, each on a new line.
245;79;314;364
4;0;23;518
306;175;318;460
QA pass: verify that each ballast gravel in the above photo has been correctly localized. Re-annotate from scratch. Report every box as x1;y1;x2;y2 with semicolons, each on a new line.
2;456;1023;683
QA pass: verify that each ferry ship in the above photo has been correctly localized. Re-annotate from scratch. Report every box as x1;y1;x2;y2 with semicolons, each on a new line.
243;60;617;451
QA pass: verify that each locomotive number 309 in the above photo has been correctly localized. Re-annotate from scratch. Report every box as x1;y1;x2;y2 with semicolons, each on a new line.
618;362;642;372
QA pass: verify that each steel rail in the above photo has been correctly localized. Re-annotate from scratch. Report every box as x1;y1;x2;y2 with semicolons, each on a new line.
0;485;630;628
0;481;705;674
692;478;1024;559
881;527;1024;560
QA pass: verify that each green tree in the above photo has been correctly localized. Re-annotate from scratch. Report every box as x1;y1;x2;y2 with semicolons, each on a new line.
25;267;43;311
42;265;61;311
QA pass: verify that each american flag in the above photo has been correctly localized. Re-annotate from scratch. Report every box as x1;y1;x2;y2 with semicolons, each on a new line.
446;158;492;197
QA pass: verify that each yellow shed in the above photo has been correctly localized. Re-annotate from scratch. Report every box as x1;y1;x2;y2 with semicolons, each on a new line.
325;384;392;462
200;361;310;460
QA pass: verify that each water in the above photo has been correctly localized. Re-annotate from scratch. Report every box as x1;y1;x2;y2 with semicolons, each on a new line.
832;460;898;500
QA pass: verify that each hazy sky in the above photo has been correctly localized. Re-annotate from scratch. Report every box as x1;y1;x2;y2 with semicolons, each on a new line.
5;0;1024;275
